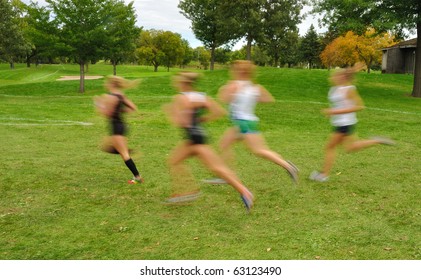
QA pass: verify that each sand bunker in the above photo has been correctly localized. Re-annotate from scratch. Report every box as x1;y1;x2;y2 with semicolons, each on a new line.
57;76;104;81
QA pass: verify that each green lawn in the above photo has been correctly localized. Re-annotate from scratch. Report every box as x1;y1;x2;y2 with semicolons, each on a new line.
0;63;420;260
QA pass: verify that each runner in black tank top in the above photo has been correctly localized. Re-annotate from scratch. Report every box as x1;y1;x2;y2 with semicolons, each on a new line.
164;72;254;212
108;93;127;136
95;76;143;184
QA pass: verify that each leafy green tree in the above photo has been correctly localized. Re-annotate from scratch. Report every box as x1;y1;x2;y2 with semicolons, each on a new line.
136;29;185;72
214;47;231;65
252;45;270;66
159;32;185;72
23;1;62;66
178;0;236;70
194;46;211;70
280;30;300;68
259;0;304;67
230;47;247;61
299;24;322;69
46;0;111;93
136;30;158;69
0;0;31;68
103;0;139;76
180;39;194;68
311;0;421;97
220;0;265;60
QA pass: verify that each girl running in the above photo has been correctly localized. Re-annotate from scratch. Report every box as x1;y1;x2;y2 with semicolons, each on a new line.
164;72;254;212
94;76;143;184
310;63;395;182
205;60;298;185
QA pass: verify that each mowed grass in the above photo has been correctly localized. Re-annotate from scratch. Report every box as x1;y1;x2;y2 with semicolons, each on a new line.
0;63;420;260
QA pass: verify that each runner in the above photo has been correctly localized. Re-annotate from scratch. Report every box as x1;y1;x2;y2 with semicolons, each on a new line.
94;76;143;184
310;63;395;182
164;72;254;212
205;60;298;185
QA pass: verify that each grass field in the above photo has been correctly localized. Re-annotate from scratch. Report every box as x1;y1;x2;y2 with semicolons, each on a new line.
0;63;420;260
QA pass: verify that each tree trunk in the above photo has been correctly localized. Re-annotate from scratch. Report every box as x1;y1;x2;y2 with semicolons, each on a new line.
412;22;421;98
10;60;14;69
210;46;215;71
246;36;252;61
274;55;279;67
79;62;85;93
154;64;158;72
113;61;117;76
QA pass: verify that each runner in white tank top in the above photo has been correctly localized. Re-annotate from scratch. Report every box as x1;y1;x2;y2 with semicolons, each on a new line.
203;60;299;185
328;85;358;127
310;63;395;182
229;80;260;121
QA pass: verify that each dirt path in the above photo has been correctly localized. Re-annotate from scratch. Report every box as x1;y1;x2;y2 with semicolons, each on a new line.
57;76;104;81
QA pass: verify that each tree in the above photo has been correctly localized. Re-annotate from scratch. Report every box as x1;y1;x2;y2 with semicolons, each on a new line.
159;32;185;72
178;0;235;70
299;24;322;69
136;30;159;71
280;30;300;68
252;45;270;66
46;0;112;93
260;0;304;67
103;1;139;75
311;0;421;97
103;0;139;76
194;47;211;70
136;29;185;72
214;47;231;65
220;0;265;60
355;28;397;73
180;39;194;68
320;29;397;72
0;0;31;68
230;48;247;61
23;1;61;66
319;31;359;69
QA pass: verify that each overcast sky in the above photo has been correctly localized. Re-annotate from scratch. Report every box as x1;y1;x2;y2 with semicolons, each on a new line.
134;0;324;48
25;0;325;49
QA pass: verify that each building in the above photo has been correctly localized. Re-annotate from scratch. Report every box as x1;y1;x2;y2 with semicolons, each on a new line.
381;38;417;74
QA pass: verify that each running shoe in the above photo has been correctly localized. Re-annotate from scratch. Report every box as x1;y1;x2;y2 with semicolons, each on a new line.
164;191;202;204
370;136;396;145
241;192;254;213
286;160;299;184
309;171;329;182
202;178;228;184
128;177;144;184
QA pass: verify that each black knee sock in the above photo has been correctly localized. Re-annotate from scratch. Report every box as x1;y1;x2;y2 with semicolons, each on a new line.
124;158;140;177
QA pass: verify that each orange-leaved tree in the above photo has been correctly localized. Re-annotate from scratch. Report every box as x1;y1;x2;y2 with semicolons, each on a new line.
320;31;359;69
355;28;397;73
320;29;397;72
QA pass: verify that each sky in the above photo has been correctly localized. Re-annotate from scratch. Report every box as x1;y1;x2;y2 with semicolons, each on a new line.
133;0;325;49
25;0;325;49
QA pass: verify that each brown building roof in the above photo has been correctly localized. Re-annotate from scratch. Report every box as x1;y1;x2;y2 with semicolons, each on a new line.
390;38;417;49
381;38;417;51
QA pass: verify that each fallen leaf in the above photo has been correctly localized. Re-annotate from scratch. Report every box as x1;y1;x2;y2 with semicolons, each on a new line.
384;247;392;251
267;248;271;252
